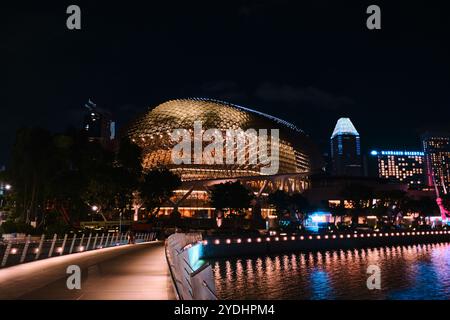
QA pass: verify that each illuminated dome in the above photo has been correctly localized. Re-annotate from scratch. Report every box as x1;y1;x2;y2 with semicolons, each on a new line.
126;98;321;180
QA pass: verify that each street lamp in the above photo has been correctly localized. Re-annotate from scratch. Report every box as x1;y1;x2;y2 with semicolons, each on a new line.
5;184;11;191
91;205;98;212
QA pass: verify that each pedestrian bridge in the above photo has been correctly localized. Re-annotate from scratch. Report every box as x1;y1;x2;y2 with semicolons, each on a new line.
0;241;176;300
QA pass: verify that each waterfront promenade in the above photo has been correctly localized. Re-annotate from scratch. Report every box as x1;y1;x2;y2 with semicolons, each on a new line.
0;241;175;300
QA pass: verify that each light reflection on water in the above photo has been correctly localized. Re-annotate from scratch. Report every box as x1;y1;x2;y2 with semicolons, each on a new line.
212;242;450;300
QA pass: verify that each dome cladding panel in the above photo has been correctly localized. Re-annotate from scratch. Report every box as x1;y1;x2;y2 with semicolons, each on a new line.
127;99;321;179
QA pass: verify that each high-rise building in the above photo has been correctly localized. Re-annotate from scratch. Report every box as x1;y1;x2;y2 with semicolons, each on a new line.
369;150;425;188
330;117;362;176
421;132;450;193
83;99;116;148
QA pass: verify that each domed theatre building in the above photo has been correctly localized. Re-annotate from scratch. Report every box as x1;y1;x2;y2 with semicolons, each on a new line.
126;98;322;218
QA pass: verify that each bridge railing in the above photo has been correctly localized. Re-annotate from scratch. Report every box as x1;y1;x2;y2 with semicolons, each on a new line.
165;233;217;300
0;232;157;268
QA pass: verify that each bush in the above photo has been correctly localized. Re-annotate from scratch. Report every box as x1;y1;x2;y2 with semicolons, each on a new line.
0;220;35;234
45;221;72;236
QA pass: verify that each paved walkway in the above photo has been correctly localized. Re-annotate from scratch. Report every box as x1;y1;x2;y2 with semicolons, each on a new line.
0;241;176;300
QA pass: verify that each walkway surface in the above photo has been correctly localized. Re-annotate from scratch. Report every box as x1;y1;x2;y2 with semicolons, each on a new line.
0;241;176;300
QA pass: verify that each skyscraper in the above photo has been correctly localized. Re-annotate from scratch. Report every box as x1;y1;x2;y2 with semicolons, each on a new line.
83;99;116;149
369;150;425;188
330;118;362;176
421;132;450;193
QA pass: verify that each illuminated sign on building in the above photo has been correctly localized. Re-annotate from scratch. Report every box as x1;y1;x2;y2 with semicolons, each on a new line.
370;150;425;188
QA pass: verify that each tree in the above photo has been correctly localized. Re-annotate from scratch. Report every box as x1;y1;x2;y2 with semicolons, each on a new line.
9;128;62;224
340;184;374;226
267;190;309;219
288;193;309;216
210;181;253;216
139;168;181;216
267;190;290;217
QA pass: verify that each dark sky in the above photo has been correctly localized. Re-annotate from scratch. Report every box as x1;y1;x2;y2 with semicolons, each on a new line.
3;1;450;164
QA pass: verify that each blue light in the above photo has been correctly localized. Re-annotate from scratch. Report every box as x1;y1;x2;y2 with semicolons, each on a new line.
331;118;359;139
187;243;205;272
371;150;378;156
305;212;332;233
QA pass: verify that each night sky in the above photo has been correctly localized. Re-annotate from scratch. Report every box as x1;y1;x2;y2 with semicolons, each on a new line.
3;1;450;165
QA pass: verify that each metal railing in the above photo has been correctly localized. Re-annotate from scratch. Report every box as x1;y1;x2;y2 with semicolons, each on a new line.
0;232;157;268
165;233;218;300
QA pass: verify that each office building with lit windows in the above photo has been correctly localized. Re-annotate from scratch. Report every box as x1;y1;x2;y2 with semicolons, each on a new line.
83;99;116;149
369;150;425;189
421;132;450;193
330;117;363;176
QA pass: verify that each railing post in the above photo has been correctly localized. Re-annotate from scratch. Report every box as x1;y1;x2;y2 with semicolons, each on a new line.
60;234;68;255
86;233;92;250
1;242;12;267
79;234;85;251
48;234;57;257
69;234;77;254
20;235;31;263
119;233;124;245
105;233;110;247
35;235;45;260
92;233;98;249
99;233;105;248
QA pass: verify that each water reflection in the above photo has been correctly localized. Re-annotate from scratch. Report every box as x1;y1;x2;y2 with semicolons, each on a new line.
212;243;450;300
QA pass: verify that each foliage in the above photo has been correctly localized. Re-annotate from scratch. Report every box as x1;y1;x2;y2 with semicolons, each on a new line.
139;167;181;215
210;181;253;215
0;220;35;234
268;190;309;218
4;126;181;230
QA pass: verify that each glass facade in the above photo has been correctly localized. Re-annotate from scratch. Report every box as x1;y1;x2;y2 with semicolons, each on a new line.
421;133;450;193
370;150;425;188
330;118;362;176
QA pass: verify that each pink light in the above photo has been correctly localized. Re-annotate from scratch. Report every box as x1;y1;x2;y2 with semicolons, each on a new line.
214;239;220;245
266;237;271;242
300;236;304;240
11;248;18;254
247;238;252;243
237;239;242;243
226;239;231;244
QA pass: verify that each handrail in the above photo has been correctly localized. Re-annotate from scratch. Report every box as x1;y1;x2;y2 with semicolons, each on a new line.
165;233;218;300
0;232;157;269
164;240;182;300
202;280;219;300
